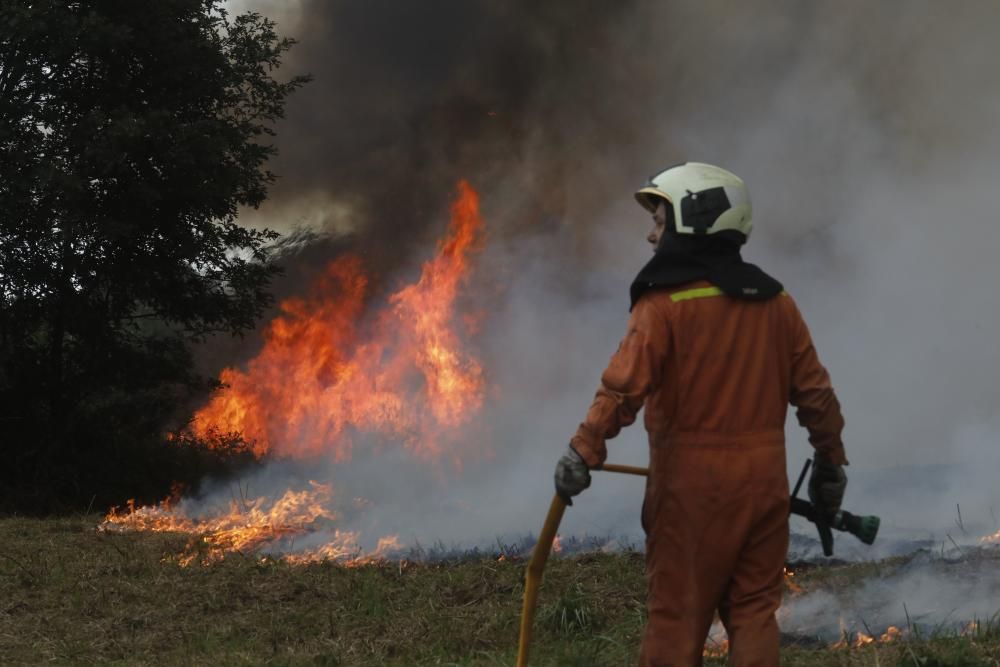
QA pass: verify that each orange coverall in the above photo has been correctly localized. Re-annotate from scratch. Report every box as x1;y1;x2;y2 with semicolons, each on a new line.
571;281;846;667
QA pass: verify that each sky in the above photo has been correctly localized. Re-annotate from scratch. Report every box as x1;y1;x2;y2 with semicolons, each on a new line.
212;1;1000;552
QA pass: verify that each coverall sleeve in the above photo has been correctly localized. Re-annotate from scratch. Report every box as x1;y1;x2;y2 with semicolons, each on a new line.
570;298;668;468
787;299;848;465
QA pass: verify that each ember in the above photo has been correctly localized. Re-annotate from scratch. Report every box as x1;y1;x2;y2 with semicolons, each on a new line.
703;622;729;657
703;638;729;658
783;566;804;595
832;625;905;649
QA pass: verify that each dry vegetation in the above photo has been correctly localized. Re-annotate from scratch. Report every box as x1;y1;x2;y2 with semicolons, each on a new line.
1;515;998;665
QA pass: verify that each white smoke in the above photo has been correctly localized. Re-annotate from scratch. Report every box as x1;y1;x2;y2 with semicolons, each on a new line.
779;547;1000;641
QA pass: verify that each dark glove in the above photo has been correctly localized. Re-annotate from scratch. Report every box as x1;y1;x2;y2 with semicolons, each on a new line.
554;445;591;505
808;458;847;519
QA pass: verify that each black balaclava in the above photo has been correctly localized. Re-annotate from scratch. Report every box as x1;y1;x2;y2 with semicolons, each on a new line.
629;208;783;310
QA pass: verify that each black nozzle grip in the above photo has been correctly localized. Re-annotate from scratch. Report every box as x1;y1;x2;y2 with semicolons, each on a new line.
790;496;835;556
816;520;834;557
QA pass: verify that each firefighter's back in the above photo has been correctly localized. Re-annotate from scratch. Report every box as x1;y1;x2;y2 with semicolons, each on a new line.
643;280;796;448
638;280;795;667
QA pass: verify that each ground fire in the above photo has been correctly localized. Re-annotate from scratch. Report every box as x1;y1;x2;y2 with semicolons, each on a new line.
783;566;803;595
102;181;487;564
831;624;905;649
93;175;996;657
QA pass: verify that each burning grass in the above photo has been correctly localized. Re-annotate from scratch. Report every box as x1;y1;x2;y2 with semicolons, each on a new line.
3;516;1000;665
95;180;492;570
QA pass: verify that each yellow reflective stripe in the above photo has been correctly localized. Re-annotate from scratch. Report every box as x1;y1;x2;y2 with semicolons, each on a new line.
668;287;789;302
670;286;724;302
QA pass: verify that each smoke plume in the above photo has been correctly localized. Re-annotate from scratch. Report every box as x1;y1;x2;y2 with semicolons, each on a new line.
204;0;1000;627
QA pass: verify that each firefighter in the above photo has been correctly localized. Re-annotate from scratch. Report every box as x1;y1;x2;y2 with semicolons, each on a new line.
554;163;848;667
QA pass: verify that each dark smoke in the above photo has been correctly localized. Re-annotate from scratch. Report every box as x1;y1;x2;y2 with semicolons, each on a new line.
203;0;646;371
242;0;645;264
213;1;1000;556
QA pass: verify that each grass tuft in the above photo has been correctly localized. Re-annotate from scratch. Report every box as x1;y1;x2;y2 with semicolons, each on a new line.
539;584;604;636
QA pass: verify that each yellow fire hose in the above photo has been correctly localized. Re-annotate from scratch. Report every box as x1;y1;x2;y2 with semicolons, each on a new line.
516;463;649;667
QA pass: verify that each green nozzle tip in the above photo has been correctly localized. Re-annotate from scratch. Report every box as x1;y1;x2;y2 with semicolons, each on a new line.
855;515;880;545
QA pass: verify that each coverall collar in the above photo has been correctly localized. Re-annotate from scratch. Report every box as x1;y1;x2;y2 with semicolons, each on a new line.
629;234;783;310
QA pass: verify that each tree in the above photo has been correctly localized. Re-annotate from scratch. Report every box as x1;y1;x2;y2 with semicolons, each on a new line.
0;0;308;510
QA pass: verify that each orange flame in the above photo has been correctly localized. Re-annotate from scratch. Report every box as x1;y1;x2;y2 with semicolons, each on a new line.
703;623;729;657
707;622;905;657
100;481;387;566
961;620;982;636
853;632;874;647
832;625;905;649
783;566;804;595
102;182;488;564
878;626;903;643
192;180;485;465
703;638;729;658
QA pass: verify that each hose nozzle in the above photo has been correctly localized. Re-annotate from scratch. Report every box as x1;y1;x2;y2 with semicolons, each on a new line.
836;511;880;546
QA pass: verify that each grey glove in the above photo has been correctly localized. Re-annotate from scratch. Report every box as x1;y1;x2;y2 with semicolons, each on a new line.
554;445;591;505
808;458;847;520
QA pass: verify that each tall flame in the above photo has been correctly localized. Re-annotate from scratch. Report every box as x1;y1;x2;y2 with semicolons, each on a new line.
103;181;487;565
192;180;485;464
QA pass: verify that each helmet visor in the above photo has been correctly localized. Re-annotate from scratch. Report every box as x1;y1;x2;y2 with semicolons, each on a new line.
634;187;671;213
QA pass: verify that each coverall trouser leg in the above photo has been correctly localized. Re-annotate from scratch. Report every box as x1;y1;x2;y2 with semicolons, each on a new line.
638;443;789;667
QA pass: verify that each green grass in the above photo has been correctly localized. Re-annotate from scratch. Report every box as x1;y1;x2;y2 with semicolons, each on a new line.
1;515;999;665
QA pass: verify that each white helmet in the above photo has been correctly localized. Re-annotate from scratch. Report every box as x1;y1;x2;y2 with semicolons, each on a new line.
635;162;753;241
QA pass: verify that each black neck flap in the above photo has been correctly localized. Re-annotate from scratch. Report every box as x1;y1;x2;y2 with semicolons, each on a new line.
629;235;783;310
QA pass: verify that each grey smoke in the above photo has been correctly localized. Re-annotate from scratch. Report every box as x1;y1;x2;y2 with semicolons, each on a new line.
202;0;1000;616
777;548;1000;641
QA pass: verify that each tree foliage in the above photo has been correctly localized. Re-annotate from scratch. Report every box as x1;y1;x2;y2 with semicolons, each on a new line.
0;0;308;511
